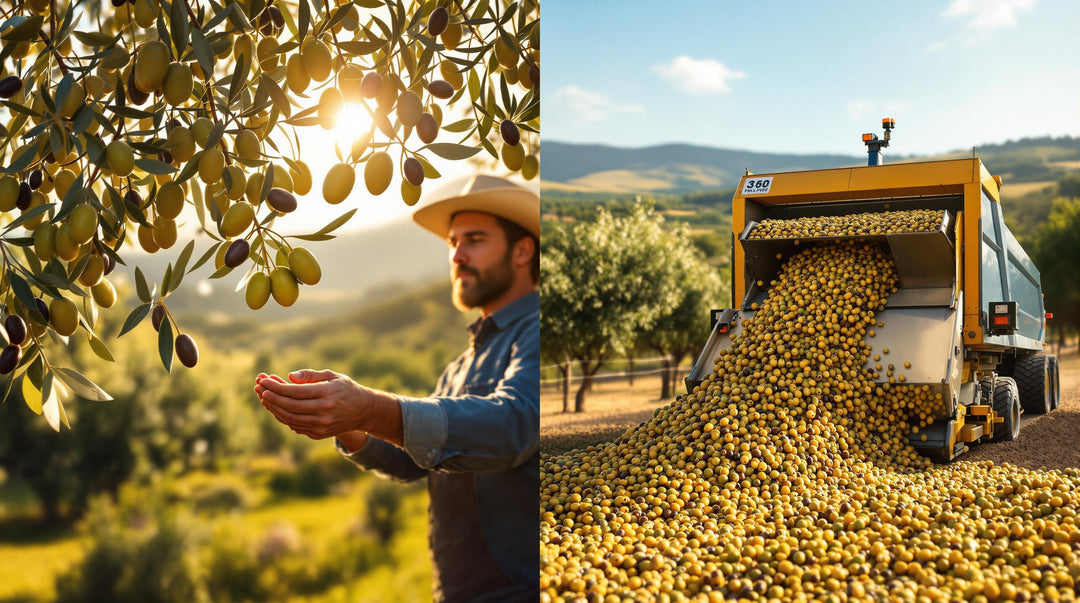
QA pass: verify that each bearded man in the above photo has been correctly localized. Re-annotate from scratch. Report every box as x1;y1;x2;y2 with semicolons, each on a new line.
255;175;539;602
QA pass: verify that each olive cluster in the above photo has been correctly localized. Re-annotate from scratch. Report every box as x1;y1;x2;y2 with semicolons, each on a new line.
746;209;946;240
540;241;1080;602
0;300;79;374
0;0;538;409
2;0;539;316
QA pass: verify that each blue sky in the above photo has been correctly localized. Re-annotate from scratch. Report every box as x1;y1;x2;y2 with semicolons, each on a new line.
543;0;1080;156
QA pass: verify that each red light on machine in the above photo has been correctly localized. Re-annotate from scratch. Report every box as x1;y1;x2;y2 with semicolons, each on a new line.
718;324;729;334
988;301;1017;336
1046;312;1054;319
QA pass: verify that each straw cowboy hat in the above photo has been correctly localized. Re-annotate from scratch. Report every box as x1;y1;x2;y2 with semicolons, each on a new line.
412;175;539;239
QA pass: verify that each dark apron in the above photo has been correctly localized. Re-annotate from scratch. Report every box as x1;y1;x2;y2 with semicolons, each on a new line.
428;471;536;603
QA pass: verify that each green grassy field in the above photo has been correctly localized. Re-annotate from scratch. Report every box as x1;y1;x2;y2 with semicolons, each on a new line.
0;536;87;602
0;478;433;603
311;488;433;603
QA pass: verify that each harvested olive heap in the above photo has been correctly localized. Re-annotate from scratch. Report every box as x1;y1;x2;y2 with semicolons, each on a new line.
745;209;945;240
540;238;1079;602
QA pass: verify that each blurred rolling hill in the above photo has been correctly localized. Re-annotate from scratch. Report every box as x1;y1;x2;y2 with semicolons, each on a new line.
542;136;1080;195
541;142;857;194
116;216;450;322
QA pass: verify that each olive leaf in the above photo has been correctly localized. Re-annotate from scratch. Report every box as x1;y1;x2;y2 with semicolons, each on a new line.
1;15;46;42
88;334;115;363
134;267;152;304
423;143;482;160
158;317;173;373
22;376;42;415
54;367;113;401
134;158;177;175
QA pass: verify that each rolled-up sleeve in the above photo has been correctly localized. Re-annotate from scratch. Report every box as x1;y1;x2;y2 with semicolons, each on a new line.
335;435;428;483
397;319;539;473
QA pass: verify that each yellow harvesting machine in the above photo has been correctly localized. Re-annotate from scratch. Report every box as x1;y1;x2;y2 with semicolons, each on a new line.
686;119;1060;462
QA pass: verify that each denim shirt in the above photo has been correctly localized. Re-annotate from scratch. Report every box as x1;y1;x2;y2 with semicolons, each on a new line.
337;291;539;603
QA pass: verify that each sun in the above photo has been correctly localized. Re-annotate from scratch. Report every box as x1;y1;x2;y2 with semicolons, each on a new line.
328;103;374;153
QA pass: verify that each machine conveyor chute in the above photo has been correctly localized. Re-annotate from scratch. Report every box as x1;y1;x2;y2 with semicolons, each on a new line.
738;211;955;309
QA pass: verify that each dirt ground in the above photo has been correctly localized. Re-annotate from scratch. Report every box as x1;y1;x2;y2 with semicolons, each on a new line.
540;373;691;458
541;374;677;456
541;344;1080;469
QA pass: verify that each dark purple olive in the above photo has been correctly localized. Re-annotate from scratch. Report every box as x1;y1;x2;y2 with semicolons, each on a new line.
269;6;284;29
403;157;424;186
224;239;250;268
426;79;454;100
28;170;42;190
124;188;142;209
0;75;23;99
0;345;21;374
500;119;520;147
151;303;165;332
34;298;49;323
266;188;296;213
175;334;198;368
427;7;449;37
360;72;382;98
416;113;438;144
4;315;26;346
258;10;274;35
16;182;31;210
126;68;149;106
103;253;117;276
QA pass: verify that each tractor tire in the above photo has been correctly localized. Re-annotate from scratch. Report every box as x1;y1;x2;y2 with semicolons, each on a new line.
999;355;1015;378
979;375;994;405
1048;355;1060;411
991;376;1020;442
1013;354;1051;415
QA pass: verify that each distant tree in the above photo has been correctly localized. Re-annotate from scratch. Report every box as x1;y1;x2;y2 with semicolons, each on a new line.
690;231;726;259
538;236;574;412
540;203;685;412
0;387;136;521
55;496;209;603
364;480;407;546
1031;197;1080;351
0;325;261;519
1058;174;1080;199
683;189;735;209
641;254;728;400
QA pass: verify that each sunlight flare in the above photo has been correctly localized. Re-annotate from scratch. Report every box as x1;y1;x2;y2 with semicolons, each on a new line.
329;103;375;155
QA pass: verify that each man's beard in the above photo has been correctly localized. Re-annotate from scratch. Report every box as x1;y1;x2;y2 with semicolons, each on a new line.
452;251;514;310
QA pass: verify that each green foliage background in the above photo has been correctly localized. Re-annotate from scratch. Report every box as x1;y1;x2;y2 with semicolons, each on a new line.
0;278;468;602
541;200;729;411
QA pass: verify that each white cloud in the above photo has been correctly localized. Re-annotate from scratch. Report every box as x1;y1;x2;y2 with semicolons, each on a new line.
847;100;910;123
929;0;1035;52
651;56;745;94
553;85;643;122
943;0;1035;30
